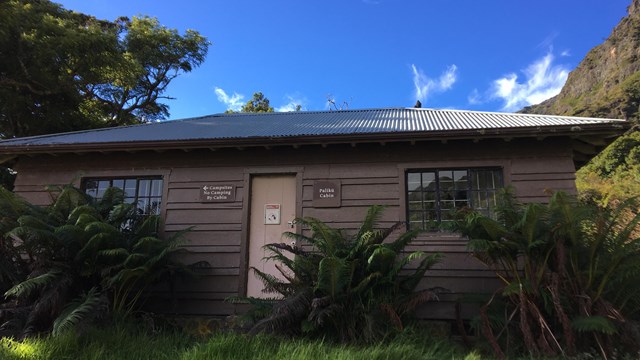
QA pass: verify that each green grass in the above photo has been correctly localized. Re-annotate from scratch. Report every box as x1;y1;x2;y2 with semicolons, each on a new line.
0;324;486;360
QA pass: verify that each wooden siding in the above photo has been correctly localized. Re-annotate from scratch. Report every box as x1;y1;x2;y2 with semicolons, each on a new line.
12;137;576;320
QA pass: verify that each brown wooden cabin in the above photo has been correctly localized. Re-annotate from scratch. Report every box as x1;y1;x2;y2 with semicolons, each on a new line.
0;108;628;321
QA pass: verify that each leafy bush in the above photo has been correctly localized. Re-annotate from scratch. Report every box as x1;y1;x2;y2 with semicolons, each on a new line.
0;185;197;337
235;205;443;344
577;130;640;207
448;190;640;359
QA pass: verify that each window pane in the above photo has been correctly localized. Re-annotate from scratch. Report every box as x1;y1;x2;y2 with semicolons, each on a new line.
455;189;468;201
85;180;98;198
409;211;424;230
138;180;151;198
112;179;125;190
407;191;422;210
453;170;468;190
97;180;110;198
440;201;455;210
151;180;163;197
440;190;454;201
422;172;436;190
150;198;162;215
439;171;454;191
407;173;421;191
137;198;149;214
124;179;137;198
424;196;436;209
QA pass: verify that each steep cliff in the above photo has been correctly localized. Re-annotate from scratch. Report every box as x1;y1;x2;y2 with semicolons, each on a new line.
521;0;640;204
522;0;640;121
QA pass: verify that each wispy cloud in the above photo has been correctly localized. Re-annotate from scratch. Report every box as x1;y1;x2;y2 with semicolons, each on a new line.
468;88;482;105
411;64;458;102
214;87;244;111
277;94;307;112
537;32;558;50
489;52;569;111
560;49;571;57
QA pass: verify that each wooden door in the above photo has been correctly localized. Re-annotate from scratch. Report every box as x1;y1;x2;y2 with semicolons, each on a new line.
247;175;296;298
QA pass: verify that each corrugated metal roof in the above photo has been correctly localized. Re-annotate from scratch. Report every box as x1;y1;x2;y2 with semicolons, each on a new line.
0;107;626;147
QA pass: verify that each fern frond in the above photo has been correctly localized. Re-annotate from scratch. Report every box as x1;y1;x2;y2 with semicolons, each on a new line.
250;288;313;336
52;287;107;336
5;270;62;298
251;267;293;296
571;316;617;335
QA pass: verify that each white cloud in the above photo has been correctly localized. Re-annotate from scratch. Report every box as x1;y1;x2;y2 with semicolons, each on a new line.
560;49;571;57
468;88;482;105
490;52;569;111
277;94;307;112
214;87;245;111
411;64;458;102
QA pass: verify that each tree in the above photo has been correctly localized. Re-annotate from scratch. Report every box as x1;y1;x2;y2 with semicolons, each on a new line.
0;0;209;139
226;92;274;113
242;92;274;113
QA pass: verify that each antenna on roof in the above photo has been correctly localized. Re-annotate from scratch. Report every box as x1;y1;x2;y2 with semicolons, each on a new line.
414;100;422;108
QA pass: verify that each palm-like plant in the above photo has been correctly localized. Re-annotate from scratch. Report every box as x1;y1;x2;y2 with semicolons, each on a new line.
449;190;640;359
1;185;197;337
240;205;442;343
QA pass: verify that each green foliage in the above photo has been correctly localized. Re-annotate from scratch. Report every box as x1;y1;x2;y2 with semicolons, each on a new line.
577;130;640;207
448;190;640;358
0;0;209;139
571;316;617;335
52;287;107;336
241;205;443;343
0;186;36;294
241;92;274;113
225;92;275;113
0;185;197;337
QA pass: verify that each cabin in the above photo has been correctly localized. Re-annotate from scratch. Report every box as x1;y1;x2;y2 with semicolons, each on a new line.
0;108;628;320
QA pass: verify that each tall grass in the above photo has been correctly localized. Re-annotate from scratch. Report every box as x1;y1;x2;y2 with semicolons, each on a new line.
0;323;484;360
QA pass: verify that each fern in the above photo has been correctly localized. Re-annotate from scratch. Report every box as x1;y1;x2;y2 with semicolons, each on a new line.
0;183;197;335
52;287;106;336
571;316;617;335
5;270;62;299
239;206;442;343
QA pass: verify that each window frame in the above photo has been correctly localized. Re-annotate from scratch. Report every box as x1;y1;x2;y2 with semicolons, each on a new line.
81;176;164;216
404;167;503;230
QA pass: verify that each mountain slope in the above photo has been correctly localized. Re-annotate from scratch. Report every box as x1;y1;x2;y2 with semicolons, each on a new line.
522;0;640;121
521;0;640;205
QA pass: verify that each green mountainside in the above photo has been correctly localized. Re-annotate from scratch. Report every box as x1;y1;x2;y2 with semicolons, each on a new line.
521;0;640;204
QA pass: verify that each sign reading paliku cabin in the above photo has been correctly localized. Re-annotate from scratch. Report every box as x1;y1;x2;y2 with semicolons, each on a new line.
200;184;235;202
313;180;341;208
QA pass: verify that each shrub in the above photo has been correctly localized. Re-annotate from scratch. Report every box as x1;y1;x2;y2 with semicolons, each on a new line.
0;185;198;337
235;205;443;344
448;190;640;359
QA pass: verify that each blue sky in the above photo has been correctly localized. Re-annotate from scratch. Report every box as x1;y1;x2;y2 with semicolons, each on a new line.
57;0;631;120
